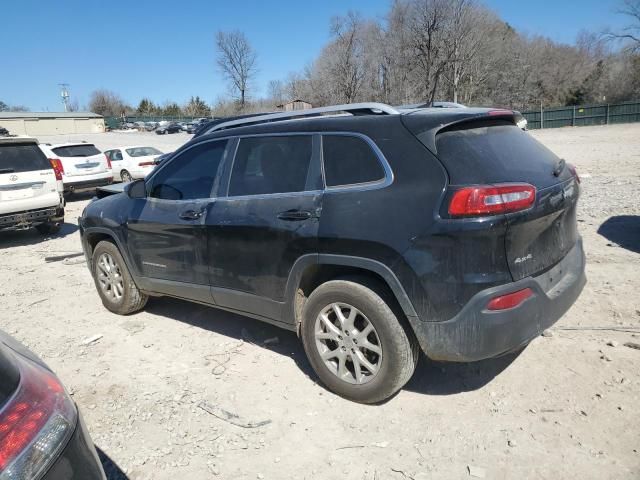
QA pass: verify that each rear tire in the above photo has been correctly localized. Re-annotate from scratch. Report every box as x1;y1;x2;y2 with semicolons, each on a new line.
92;240;147;315
300;278;419;404
120;170;132;183
36;220;62;235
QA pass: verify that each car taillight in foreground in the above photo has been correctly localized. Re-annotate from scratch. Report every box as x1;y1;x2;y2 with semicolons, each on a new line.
486;288;534;311
104;154;112;169
138;161;154;167
0;355;76;480
48;159;64;181
448;183;536;217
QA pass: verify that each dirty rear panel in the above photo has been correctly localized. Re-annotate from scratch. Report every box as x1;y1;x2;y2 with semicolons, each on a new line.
405;113;581;287
505;177;579;280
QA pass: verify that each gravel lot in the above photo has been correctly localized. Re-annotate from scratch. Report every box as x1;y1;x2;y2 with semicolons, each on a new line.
1;125;639;479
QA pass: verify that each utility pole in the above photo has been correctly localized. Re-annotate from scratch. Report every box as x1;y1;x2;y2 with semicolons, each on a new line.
59;84;70;112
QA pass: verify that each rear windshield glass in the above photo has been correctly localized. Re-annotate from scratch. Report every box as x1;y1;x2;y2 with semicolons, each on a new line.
126;147;163;157
434;121;563;187
0;143;51;174
51;144;101;157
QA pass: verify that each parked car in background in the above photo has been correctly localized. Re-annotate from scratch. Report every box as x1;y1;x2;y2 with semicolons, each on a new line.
80;102;585;404
40;143;113;195
144;122;158;132
155;123;182;135
0;328;106;479
185;123;198;134
1;137;65;234
104;146;164;182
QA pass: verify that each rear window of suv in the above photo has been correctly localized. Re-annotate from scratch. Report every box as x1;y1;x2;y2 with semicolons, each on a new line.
0;143;51;174
322;135;385;187
51;144;101;157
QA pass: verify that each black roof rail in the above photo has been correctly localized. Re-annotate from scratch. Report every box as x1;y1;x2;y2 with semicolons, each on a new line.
205;102;400;134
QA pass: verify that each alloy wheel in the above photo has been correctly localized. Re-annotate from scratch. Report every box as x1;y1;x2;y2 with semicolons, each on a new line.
96;252;124;302
314;303;383;385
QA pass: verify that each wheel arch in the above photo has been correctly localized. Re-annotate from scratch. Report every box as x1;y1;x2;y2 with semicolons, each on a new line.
83;227;137;276
285;254;419;330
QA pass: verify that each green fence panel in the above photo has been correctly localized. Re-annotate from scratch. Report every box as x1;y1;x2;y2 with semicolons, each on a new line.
523;100;640;129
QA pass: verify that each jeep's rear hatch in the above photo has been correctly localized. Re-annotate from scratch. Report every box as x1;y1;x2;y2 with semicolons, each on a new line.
403;110;580;281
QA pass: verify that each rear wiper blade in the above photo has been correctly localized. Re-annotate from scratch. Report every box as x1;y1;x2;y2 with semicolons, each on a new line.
0;168;15;174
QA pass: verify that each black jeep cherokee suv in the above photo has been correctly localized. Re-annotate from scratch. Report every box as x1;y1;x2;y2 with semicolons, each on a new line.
79;103;585;403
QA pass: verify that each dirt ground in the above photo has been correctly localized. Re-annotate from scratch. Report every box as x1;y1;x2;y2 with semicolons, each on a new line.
1;124;639;480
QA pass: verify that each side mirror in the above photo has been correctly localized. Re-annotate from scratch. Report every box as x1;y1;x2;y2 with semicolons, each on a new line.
126;179;147;199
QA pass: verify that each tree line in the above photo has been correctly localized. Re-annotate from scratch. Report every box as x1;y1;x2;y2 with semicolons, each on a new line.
87;90;211;118
263;0;640;111
220;0;640;113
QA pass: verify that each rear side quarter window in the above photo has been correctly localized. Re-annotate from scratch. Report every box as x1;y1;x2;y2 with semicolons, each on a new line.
322;135;385;188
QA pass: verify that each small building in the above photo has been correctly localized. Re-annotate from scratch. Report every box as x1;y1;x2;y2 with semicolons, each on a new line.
0;112;105;136
276;99;313;112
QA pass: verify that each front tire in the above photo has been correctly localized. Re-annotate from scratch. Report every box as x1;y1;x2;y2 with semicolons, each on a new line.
301;278;419;403
92;241;148;315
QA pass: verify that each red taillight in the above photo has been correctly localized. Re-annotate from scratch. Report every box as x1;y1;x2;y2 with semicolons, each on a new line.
0;355;76;475
138;161;154;167
448;183;536;217
48;159;64;181
567;163;580;184
486;288;534;311
105;154;112;169
488;109;513;116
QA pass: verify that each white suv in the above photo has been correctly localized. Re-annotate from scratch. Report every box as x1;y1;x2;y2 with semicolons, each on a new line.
39;142;113;194
0;137;65;234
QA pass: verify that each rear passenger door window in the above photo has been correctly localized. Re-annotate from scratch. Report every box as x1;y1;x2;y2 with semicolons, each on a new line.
228;136;313;196
322;135;385;187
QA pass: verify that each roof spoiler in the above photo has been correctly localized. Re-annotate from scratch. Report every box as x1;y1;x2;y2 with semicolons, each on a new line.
402;109;517;154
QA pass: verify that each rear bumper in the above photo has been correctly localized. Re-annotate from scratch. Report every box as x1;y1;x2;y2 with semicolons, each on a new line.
0;206;64;231
415;238;586;362
64;175;113;192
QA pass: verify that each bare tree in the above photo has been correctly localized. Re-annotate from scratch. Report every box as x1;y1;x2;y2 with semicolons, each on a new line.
267;79;286;106
89;89;129;116
216;30;258;109
604;0;640;52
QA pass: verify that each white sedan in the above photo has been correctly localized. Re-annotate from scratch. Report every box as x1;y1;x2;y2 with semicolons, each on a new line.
104;146;164;182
